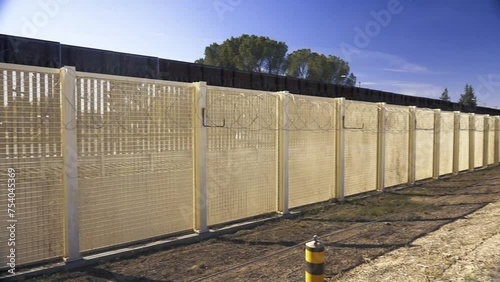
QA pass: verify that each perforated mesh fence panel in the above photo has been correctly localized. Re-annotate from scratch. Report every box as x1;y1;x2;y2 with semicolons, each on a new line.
205;87;278;226
3;60;500;269
287;95;336;208
440;112;454;175
344;101;378;196
415;109;434;180
75;73;194;252
384;105;409;187
459;114;470;171
474;115;485;168
0;64;64;266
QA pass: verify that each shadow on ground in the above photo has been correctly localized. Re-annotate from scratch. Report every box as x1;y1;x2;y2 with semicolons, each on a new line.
31;167;500;282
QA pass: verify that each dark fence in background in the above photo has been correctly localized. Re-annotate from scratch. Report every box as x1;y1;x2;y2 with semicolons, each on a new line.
1;33;498;115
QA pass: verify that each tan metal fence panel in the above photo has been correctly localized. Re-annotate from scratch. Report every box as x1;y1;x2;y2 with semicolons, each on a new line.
384;105;409;187
75;73;194;252
288;95;336;208
0;64;64;266
206;87;278;226
459;114;470;171
415;109;434;180
440;112;454;175
488;117;495;165
474;115;484;168
4;60;500;268
344;101;378;196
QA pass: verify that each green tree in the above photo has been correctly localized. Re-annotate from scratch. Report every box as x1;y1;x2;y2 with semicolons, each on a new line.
265;40;288;75
197;35;288;75
286;49;356;85
458;84;477;109
286;49;312;79
343;73;357;87
196;43;224;66
440;88;450;101
196;34;357;84
307;53;355;85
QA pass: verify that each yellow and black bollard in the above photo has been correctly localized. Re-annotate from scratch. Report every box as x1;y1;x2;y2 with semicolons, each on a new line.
305;235;325;282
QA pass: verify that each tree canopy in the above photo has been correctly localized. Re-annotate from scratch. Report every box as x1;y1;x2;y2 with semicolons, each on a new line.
458;83;477;109
196;34;357;86
439;88;450;102
195;35;288;75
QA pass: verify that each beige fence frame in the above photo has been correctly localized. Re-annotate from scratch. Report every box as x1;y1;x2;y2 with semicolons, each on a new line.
335;98;346;201
193;82;208;233
376;103;386;190
1;62;500;268
469;114;475;170
496;117;500;164
278;92;290;214
453;111;461;174
61;66;81;261
483;115;489;168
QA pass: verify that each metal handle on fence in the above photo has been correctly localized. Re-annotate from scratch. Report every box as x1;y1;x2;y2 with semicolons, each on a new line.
202;108;225;128
415;117;434;131
342;115;364;130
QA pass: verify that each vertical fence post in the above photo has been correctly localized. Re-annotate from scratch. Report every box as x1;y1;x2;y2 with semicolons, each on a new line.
495;116;499;164
193;82;208;233
469;114;475;171
60;66;81;262
433;109;441;179
376;103;386;191
453;111;460;174
278;91;289;214
408;106;417;184
335;98;345;201
483;115;489;168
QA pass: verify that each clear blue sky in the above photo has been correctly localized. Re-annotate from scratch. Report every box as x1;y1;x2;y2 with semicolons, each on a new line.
1;0;500;108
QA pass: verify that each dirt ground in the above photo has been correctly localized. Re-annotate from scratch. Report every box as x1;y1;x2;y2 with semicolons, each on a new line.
336;197;500;281
29;166;500;282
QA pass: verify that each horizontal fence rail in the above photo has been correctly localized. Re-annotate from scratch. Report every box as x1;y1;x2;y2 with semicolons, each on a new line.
0;62;499;271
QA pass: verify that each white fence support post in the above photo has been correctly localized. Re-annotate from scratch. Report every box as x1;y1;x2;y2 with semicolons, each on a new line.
469;114;475;171
60;66;81;262
433;109;441;179
278;92;289;214
193;82;208;233
453;111;460;174
376;103;386;191
483;115;489;168
335;98;345;201
408;106;417;184
495;117;500;164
